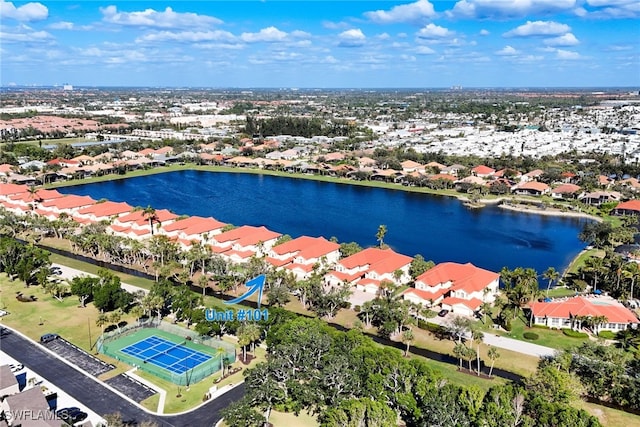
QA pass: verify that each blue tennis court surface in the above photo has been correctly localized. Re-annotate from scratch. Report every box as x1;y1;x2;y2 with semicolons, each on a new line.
120;335;212;375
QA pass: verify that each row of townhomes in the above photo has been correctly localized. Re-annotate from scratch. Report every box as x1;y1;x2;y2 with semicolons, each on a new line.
2;144;640;209
1;182;502;316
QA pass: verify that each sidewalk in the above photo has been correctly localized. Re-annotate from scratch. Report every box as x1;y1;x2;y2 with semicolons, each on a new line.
482;333;556;358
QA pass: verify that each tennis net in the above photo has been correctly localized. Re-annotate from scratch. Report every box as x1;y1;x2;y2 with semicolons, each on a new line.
143;341;185;363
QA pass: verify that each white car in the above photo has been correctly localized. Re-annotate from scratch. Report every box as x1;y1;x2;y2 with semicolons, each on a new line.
9;363;24;373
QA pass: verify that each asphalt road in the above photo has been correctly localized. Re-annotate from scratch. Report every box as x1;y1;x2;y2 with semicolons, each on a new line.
0;326;244;427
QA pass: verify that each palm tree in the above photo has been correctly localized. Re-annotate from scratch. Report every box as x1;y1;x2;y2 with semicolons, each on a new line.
584;256;605;292
487;346;500;378
453;343;466;370
215;347;227;377
543;266;560;298
622;262;640;300
376;224;387;248
96;312;109;335
471;326;484;376
402;328;414;357
142;205;158;236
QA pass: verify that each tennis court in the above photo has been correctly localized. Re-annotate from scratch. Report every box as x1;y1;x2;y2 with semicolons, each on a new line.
121;335;211;375
98;325;236;385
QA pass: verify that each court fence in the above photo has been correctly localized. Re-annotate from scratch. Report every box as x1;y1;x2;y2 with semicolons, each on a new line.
96;318;236;386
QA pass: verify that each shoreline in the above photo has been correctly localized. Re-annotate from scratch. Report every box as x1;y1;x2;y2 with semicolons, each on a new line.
496;203;602;222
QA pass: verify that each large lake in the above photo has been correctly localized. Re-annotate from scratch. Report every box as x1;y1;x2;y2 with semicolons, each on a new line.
58;170;590;274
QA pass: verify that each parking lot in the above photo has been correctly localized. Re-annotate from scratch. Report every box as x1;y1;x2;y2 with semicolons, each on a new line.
105;373;158;403
42;337;115;377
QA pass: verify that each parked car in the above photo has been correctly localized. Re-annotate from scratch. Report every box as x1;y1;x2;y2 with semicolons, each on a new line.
56;407;87;424
40;333;59;343
9;363;24;373
438;309;449;317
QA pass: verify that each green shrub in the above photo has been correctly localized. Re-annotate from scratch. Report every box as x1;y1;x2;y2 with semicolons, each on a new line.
598;330;616;340
353;305;361;313
417;319;444;334
503;321;512;332
523;332;539;340
561;328;588;338
532;324;550;330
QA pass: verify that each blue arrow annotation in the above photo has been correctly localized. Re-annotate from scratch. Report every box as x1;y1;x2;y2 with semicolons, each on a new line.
224;274;266;308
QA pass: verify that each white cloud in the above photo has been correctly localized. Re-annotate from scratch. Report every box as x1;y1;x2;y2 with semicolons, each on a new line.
556;49;582;59
417;23;454;39
49;21;74;30
240;27;288;43
338;29;366;47
415;45;436;54
100;5;222;29
138;30;236;44
365;0;436;24
400;54;417;62
290;30;311;39
544;33;579;46
448;0;577;18
0;1;47;21
584;0;640;18
479;29;490;36
323;55;339;64
322;20;350;30
496;45;519;56
0;28;52;42
504;21;571;37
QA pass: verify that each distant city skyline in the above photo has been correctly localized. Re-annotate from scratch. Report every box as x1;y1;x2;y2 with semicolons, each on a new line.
1;0;639;88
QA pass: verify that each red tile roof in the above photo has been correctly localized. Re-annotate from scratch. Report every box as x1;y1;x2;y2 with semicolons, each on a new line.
215;225;281;247
472;165;495;175
41;195;96;210
402;287;448;301
162;216;226;234
552;183;581;194
340;247;412;274
614;200;640;212
271;236;339;260
77;201;132;217
0;183;28;196
530;297;638;324
9;189;64;202
441;296;483;310
517;181;549;192
116;209;178;226
416;262;499;294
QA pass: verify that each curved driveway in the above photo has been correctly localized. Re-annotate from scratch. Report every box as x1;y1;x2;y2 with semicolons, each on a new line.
0;327;244;427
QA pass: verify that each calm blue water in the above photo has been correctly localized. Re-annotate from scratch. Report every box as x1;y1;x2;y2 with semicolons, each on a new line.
58;170;589;274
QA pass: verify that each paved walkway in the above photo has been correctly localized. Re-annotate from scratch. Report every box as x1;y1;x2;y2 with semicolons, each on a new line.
482;333;556;358
428;314;557;358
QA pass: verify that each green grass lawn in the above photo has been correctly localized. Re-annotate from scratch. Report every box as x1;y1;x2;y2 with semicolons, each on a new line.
578;400;640;427
565;248;606;276
483;314;588;351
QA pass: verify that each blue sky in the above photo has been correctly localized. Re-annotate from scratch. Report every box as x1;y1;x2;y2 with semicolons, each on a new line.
1;0;638;88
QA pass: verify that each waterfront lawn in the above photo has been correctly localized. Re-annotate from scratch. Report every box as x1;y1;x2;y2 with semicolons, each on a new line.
546;286;580;298
565;248;606;276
